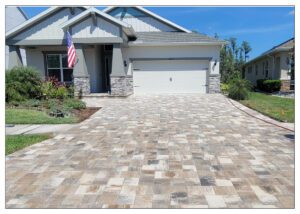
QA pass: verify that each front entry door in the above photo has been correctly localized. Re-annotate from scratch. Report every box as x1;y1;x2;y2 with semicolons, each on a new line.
104;55;112;92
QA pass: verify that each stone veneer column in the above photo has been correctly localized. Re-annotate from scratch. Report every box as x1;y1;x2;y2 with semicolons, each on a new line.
280;80;291;91
8;45;23;69
110;44;133;96
73;44;90;97
208;74;221;93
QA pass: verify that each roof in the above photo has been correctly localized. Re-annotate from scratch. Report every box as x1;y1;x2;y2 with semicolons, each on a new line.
103;6;191;33
61;7;130;29
129;32;226;45
246;38;294;65
6;6;89;39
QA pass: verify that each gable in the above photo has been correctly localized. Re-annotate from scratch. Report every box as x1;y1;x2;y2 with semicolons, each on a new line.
5;7;27;32
70;15;121;39
9;7;84;41
108;7;181;32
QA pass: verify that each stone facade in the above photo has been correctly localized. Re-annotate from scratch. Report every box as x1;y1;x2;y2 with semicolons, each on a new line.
110;76;133;96
208;74;220;93
280;80;291;91
74;76;90;97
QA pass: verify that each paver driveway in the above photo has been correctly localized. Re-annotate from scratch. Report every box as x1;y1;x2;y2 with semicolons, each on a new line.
6;94;294;208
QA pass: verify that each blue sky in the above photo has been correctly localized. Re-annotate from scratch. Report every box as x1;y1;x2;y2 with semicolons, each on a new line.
21;6;294;59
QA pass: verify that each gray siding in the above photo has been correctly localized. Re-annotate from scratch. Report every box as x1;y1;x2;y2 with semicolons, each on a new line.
71;16;121;39
120;17;177;32
108;7;179;32
5;7;27;32
6;7;27;69
12;8;83;41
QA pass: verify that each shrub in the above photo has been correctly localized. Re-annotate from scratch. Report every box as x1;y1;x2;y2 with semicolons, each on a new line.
220;83;229;94
228;78;252;100
54;86;68;99
256;79;281;92
256;79;266;91
41;77;69;100
41;81;56;99
63;99;86;110
5;67;42;102
67;86;75;98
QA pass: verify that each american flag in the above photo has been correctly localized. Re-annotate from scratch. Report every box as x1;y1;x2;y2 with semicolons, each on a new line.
66;31;76;68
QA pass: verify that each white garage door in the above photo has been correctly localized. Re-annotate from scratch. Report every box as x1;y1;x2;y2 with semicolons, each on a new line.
132;60;208;94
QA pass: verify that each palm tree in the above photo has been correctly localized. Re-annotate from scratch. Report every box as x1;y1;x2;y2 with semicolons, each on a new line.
241;41;252;62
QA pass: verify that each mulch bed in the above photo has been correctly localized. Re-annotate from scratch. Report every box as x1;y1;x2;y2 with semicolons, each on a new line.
72;107;101;122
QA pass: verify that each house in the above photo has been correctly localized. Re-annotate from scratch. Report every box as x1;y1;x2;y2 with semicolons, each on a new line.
244;38;295;91
6;6;225;96
5;6;28;69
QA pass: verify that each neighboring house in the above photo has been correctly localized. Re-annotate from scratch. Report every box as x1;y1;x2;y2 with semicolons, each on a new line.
244;38;295;91
6;6;225;96
5;6;28;69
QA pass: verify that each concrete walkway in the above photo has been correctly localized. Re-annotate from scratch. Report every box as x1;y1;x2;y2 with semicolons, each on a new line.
6;124;75;135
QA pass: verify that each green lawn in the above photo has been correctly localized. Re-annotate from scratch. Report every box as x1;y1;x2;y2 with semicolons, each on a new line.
240;92;294;123
6;108;78;124
6;134;51;155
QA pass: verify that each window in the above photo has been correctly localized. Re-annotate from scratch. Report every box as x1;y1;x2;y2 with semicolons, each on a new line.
255;64;258;76
46;54;73;83
262;62;265;75
265;61;269;78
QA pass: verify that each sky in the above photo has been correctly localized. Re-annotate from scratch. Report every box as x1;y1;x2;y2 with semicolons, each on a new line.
20;6;295;60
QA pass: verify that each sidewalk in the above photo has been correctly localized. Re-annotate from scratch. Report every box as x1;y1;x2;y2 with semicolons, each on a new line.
5;124;75;135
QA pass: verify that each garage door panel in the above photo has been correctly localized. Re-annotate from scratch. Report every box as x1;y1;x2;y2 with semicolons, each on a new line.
133;60;208;94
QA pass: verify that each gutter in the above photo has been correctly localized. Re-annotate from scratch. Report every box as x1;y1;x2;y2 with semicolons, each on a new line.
128;41;226;47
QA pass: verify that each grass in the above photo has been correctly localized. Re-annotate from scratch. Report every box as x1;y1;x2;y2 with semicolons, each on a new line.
240;92;294;123
6;134;51;155
5;108;78;124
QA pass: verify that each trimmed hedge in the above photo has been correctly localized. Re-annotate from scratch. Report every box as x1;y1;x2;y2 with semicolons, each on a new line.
256;79;281;92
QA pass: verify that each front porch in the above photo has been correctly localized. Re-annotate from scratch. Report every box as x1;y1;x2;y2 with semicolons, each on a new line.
72;43;133;97
8;43;134;97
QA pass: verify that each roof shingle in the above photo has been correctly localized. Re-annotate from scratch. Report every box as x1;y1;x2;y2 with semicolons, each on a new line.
130;32;224;44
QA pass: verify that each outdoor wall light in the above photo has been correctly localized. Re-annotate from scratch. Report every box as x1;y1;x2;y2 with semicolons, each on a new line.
124;60;127;67
214;60;217;66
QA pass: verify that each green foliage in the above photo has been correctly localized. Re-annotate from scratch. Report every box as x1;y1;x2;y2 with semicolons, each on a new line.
41;80;69;99
55;86;69;99
20;99;41;108
240;92;294;123
63;99;86;110
41;81;56;99
220;83;229;94
6;134;51;155
6;108;78;124
5;67;42;102
220;38;252;83
256;79;281;92
228;78;252;100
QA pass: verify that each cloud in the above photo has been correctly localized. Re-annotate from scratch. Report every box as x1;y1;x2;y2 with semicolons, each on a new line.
288;10;295;16
221;23;294;36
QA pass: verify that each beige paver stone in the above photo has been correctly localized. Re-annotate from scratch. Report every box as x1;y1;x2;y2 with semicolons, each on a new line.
5;94;294;208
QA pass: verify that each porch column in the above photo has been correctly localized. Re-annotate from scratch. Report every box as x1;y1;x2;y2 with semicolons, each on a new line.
110;44;133;96
111;44;126;76
73;44;90;97
8;45;23;69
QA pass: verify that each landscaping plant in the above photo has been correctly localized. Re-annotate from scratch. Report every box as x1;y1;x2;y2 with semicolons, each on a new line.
228;77;252;100
256;79;281;92
6;67;43;102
